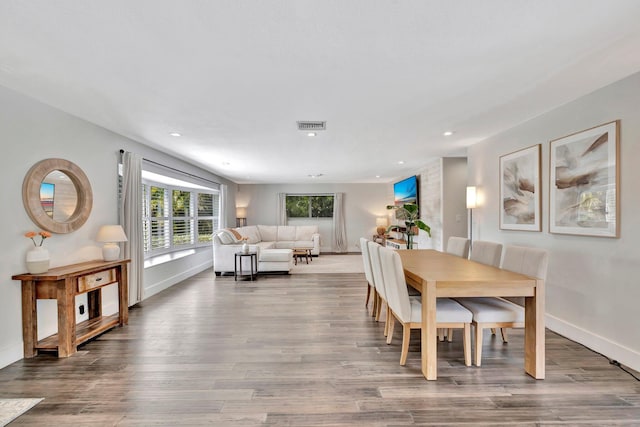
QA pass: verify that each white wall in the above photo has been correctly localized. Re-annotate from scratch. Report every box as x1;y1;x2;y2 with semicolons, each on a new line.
442;158;468;247
467;71;640;371
236;183;391;252
0;84;235;368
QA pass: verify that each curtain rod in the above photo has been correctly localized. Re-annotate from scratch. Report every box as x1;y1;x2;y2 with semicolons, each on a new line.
120;149;221;186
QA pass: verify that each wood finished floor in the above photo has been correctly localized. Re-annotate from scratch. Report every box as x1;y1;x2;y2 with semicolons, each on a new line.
1;270;639;426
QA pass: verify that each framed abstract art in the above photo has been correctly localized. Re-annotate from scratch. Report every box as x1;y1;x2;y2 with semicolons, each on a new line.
549;120;619;237
499;144;541;231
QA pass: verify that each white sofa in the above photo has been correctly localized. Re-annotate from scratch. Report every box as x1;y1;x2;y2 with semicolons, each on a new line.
212;225;320;275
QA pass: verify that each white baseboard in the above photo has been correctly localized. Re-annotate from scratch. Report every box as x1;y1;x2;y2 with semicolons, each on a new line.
546;313;640;372
144;259;212;299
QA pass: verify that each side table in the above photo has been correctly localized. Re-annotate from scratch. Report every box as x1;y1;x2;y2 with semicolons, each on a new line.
234;252;258;281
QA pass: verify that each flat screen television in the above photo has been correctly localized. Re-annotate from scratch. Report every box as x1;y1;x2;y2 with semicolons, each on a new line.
393;175;418;218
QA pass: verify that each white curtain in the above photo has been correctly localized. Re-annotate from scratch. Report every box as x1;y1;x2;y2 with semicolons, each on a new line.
220;184;228;229
119;151;144;306
277;193;287;225
333;192;348;252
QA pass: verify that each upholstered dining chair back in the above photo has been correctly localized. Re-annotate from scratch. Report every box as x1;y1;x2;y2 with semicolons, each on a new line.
379;246;411;323
367;241;387;302
446;236;470;259
502;245;549;280
360;237;374;286
469;241;503;267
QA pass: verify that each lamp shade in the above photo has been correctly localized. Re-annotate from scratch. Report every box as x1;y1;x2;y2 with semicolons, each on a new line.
466;186;477;209
96;225;128;243
236;207;247;218
375;217;387;227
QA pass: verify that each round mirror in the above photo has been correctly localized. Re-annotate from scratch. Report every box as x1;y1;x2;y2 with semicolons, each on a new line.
22;159;93;234
40;170;79;222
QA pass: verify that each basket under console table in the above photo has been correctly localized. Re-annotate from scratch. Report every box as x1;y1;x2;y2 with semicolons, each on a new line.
12;259;130;358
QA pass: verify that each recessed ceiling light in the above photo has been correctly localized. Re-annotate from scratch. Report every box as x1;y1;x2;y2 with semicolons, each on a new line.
308;173;324;178
169;132;181;137
222;161;231;166
443;131;454;136
307;132;316;137
375;175;381;178
398;160;405;165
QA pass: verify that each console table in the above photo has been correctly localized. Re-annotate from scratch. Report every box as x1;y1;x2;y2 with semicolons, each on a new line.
12;259;130;358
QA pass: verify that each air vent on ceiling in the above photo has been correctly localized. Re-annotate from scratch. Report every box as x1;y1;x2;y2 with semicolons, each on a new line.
297;121;326;131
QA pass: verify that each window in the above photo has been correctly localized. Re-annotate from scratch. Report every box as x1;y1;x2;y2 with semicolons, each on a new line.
197;193;218;244
286;194;334;218
142;180;220;257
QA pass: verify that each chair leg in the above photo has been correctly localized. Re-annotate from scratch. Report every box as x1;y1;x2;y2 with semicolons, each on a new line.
375;296;382;321
490;328;496;335
500;328;508;343
400;323;411;366
384;306;391;337
463;324;471;367
447;328;453;342
371;289;378;317
365;283;371;308
475;324;484;366
386;316;395;344
438;328;445;342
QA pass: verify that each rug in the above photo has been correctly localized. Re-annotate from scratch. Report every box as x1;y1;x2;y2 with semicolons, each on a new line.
290;254;364;274
0;398;43;426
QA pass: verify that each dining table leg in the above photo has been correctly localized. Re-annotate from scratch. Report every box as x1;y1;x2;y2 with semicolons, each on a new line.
421;280;438;380
524;278;545;379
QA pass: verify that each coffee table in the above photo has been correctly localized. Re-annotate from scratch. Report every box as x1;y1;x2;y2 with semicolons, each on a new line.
292;248;312;265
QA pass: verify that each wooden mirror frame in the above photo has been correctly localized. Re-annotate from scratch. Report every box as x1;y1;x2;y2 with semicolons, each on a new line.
22;158;93;234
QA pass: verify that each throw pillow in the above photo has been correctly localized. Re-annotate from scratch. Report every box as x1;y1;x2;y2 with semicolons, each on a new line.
227;228;243;240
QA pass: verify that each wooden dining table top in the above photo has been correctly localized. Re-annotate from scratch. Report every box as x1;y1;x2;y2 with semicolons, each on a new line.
398;249;537;297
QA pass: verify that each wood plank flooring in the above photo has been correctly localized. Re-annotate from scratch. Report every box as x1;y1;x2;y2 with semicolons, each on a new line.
1;270;639;426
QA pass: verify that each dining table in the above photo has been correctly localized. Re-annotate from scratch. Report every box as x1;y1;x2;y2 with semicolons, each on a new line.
397;249;545;381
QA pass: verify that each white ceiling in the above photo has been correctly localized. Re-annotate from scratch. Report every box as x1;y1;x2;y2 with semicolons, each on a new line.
2;1;640;184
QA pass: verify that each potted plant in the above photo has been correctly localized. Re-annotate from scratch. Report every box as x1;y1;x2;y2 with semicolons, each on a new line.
386;203;431;249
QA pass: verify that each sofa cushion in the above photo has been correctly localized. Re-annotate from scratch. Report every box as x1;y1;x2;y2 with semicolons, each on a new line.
236;225;261;243
217;229;238;244
295;225;318;241
257;225;278;242
259;248;292;262
275;241;294;249
293;240;314;249
277;226;296;241
257;241;276;250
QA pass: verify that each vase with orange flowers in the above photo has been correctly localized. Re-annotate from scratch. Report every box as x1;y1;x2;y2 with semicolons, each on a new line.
25;231;51;274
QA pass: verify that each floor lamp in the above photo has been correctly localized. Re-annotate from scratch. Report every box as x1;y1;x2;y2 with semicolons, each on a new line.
466;186;477;248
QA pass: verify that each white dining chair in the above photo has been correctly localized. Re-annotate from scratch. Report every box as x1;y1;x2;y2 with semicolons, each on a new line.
446;236;470;259
379;246;472;366
469;241;503;267
440;236;471;341
360;237;376;313
456;245;548;366
466;240;503;337
367;241;391;336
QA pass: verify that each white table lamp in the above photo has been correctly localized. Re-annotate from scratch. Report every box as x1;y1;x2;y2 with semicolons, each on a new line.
466;186;477;247
96;225;128;261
